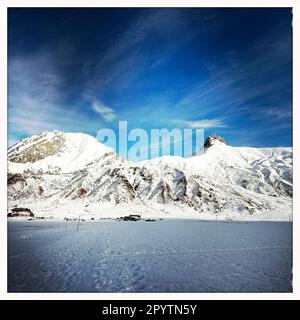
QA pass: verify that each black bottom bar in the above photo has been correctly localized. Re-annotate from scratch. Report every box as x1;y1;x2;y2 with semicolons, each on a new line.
0;300;298;319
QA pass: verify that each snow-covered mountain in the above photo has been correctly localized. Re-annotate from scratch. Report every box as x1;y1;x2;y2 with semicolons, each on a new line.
8;130;114;174
7;131;293;220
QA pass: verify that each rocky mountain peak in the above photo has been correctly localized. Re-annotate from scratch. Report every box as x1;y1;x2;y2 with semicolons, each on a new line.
8;131;66;164
8;130;114;174
204;134;228;148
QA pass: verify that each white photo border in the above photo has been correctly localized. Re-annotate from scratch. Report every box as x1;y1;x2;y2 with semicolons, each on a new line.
0;0;298;300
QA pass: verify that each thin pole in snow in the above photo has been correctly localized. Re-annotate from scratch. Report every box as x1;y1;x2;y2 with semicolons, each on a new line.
76;215;81;232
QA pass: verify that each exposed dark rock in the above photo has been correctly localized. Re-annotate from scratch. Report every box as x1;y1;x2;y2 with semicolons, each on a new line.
38;186;44;194
8;173;25;185
78;187;88;196
204;134;228;148
8;131;65;164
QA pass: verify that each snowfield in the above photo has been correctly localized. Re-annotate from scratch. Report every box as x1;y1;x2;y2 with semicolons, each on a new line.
8;219;292;292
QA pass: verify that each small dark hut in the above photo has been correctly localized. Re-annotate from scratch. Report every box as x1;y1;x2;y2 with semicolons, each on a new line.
7;208;34;218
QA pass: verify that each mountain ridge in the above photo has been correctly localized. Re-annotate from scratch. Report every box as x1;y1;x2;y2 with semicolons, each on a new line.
7;131;293;220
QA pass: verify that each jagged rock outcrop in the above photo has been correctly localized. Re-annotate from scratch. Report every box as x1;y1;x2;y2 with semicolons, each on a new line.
8;131;65;163
204;134;228;148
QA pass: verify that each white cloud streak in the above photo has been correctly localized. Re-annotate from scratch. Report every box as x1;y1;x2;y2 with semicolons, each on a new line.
186;119;227;128
8;52;107;140
91;101;116;122
172;118;226;129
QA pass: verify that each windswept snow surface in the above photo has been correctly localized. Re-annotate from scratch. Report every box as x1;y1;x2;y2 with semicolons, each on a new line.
8;219;292;292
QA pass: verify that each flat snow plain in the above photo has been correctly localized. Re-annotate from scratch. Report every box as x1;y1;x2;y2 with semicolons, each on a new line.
8;219;292;292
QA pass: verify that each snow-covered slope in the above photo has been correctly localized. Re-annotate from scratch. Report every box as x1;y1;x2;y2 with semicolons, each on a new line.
7;131;293;220
8;130;114;174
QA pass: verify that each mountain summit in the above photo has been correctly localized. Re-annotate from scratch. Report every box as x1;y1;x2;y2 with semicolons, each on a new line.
8;130;113;174
204;134;228;148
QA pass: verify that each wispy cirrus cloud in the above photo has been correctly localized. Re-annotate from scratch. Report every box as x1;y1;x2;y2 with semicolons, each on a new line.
91;101;116;122
185;119;227;128
169;34;292;143
8;51;108;140
84;9;218;96
172;118;226;129
263;106;292;119
8;8;292;150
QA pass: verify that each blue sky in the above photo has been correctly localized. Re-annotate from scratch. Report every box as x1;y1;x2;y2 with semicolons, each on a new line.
8;8;292;156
